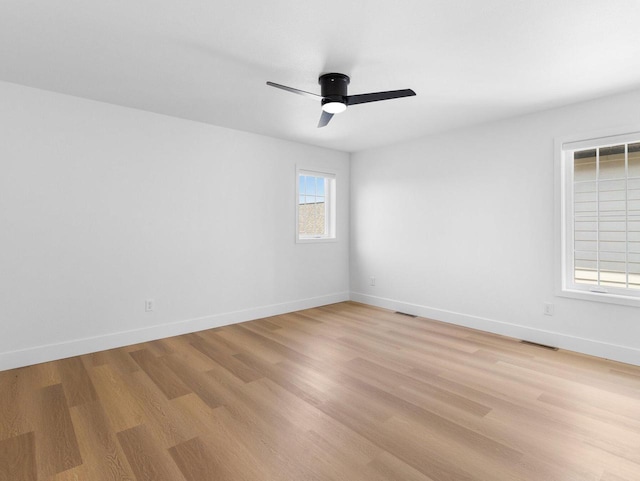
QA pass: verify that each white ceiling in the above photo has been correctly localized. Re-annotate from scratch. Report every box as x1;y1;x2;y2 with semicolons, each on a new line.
1;0;640;152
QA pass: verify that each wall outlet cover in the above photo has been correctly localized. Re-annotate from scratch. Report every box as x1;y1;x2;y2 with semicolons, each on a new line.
543;303;554;316
145;299;155;312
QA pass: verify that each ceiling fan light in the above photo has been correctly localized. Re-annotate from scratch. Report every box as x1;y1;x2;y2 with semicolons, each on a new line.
322;101;347;114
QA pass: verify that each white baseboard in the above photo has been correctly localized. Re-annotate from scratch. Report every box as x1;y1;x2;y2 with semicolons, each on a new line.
0;292;350;372
350;292;640;367
5;290;638;371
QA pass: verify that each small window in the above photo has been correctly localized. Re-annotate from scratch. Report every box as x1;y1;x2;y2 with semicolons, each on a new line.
559;130;640;305
296;169;336;242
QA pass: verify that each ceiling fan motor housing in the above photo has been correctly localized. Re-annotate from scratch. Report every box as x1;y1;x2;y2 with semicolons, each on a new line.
319;73;350;107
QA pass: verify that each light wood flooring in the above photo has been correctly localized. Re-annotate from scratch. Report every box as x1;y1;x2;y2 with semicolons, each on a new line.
1;301;640;480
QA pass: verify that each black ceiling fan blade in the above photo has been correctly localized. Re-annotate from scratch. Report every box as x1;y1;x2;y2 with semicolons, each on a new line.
318;111;334;128
346;89;416;106
266;81;321;100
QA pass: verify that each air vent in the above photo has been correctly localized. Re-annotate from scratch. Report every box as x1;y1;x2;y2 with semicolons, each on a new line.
395;311;417;318
520;340;559;351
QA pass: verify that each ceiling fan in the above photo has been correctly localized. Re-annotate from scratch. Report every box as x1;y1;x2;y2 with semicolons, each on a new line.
266;73;416;128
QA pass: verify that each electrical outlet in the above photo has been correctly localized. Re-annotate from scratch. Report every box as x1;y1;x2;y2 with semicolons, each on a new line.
145;299;155;312
369;276;376;286
543;303;554;316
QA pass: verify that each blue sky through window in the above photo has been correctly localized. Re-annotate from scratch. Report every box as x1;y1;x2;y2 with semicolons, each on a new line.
299;175;325;204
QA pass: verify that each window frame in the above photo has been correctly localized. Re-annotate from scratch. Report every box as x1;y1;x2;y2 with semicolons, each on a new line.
556;127;640;307
295;167;337;243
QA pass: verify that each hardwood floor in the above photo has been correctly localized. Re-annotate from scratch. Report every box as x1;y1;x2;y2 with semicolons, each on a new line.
1;301;639;480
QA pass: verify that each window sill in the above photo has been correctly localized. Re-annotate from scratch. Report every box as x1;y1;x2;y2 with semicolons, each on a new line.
296;237;338;244
558;287;640;308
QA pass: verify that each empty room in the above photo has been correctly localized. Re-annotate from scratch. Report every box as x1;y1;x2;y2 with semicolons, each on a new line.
1;1;640;480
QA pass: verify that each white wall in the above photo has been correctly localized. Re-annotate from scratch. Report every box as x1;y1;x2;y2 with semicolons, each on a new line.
4;80;639;371
0;81;350;370
351;89;640;366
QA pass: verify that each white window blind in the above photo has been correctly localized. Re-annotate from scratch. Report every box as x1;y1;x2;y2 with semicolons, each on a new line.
569;140;640;293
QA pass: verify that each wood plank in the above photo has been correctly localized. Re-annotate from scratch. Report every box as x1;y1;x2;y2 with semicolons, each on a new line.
68;400;135;481
25;361;62;389
189;335;262;383
119;369;198;450
169;436;247;481
57;357;97;407
161;353;225;409
129;349;191;400
344;357;492;417
158;336;218;372
233;352;326;407
86;364;146;432
366;451;437;481
82;348;140;375
212;328;288;364
601;471;635;481
0;369;32;441
0;432;36;481
35;384;82;477
117;424;186;481
48;464;90;481
318;397;479;481
244;377;383;466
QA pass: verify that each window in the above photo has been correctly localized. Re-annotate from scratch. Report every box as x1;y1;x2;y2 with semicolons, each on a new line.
296;168;336;242
560;130;640;304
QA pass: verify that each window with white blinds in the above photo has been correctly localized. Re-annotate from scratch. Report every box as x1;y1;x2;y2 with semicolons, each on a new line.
562;133;640;302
